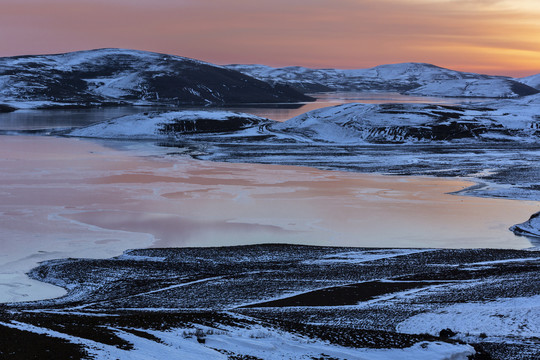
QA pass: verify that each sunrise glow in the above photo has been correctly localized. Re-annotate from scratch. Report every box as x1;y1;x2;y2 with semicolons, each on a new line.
1;0;539;76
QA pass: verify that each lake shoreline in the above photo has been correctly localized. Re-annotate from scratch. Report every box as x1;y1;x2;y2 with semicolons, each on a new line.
0;134;538;304
2;244;538;360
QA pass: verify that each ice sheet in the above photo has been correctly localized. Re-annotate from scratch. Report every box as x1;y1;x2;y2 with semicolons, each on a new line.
0;135;537;303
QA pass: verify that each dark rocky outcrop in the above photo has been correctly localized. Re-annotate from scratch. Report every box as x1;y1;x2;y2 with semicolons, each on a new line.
0;104;17;112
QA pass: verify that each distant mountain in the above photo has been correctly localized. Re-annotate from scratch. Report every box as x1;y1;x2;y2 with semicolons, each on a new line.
226;62;539;98
518;73;540;90
0;49;313;109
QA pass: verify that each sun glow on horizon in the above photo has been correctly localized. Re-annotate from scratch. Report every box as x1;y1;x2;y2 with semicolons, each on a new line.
0;0;539;77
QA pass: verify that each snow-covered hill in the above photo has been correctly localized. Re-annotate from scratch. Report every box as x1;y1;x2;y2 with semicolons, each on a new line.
67;110;271;140
406;78;535;98
518;73;540;90
226;62;538;98
268;100;540;143
0;49;313;109
66;94;540;145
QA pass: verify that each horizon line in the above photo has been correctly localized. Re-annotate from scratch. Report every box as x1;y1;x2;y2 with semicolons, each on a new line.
1;47;538;79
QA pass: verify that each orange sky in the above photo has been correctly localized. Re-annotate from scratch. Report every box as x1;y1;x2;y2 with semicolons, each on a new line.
1;0;539;77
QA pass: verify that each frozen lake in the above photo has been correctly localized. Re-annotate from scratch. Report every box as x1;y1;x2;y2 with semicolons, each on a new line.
0;93;538;303
0;134;537;303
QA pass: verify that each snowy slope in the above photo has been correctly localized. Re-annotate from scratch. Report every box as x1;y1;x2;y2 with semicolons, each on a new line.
518;73;540;90
0;49;312;109
66;95;540;144
406;78;534;98
511;212;540;238
226;62;538;98
398;295;540;341
1;320;476;360
269;101;540;143
67;110;271;140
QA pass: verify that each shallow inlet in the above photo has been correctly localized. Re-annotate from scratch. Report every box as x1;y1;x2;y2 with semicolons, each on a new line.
0;135;537;303
0;91;492;129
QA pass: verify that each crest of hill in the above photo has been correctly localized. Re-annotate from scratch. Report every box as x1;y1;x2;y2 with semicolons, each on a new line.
226;62;539;98
518;73;540;90
269;100;540;143
0;48;313;109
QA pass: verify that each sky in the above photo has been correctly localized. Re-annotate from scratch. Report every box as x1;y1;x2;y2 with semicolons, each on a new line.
1;0;539;77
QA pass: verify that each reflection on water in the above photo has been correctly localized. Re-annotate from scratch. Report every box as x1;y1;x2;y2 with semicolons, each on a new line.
0;92;493;130
0;92;534;303
1;135;537;303
259;92;491;121
0;106;170;131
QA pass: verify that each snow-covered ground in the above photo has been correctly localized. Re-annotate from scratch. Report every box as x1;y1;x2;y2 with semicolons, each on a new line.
4;243;536;359
398;295;540;340
227;62;539;98
406;78;528;98
0;48;311;108
518;73;540;90
268;100;540;144
0;320;475;360
302;249;431;265
67;110;269;139
65;94;540;144
511;212;540;239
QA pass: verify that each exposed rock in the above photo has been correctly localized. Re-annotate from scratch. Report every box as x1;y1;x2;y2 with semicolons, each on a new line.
269;102;540;143
66;110;272;139
0;49;313;109
0;103;16;112
511;212;540;239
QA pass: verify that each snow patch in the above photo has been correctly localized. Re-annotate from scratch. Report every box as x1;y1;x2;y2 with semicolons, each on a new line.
303;249;430;264
397;295;540;339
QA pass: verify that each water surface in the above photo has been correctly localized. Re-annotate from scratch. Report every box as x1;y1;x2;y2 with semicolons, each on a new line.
0;92;536;303
0;92;492;130
0;135;536;303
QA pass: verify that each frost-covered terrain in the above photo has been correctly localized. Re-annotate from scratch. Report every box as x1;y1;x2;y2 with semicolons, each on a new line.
66;95;540;144
0;49;312;109
269;101;540;143
398;295;540;341
511;213;540;239
227;62;539;98
3;55;540;358
67;110;271;140
518;73;540;90
61;95;540;241
2;245;538;359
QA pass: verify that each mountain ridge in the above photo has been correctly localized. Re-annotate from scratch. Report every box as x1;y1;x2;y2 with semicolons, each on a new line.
519;73;540;90
0;48;313;109
226;62;539;98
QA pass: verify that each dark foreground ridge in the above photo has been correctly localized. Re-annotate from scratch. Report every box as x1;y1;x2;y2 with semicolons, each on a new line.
1;244;538;359
0;48;314;109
